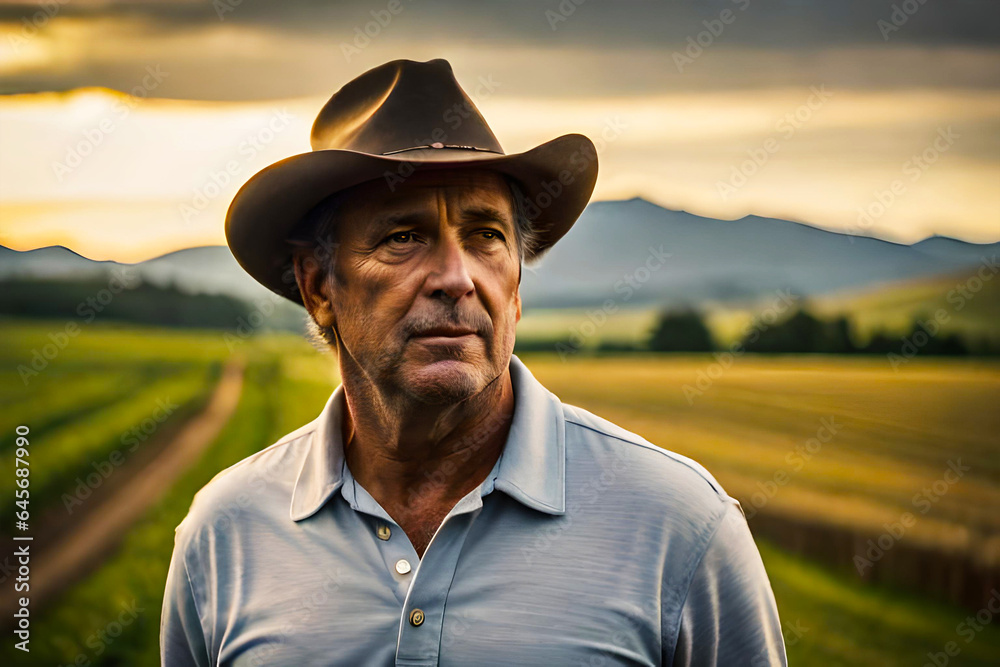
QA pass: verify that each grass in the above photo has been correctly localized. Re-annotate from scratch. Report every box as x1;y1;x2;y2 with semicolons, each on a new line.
0;369;158;452
0;366;217;520
2;318;997;664
2;337;337;666
761;538;1000;665
0;318;240;367
0;321;232;523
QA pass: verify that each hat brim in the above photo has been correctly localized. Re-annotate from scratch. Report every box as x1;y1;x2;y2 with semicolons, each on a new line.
224;133;598;305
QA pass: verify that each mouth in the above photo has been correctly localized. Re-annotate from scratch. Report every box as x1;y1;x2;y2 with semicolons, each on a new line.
410;326;479;345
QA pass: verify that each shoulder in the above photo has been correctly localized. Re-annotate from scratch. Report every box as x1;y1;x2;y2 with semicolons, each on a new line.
559;401;759;605
561;401;735;523
172;419;317;547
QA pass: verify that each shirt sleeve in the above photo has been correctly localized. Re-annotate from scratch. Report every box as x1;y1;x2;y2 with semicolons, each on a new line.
160;529;211;667
670;497;787;667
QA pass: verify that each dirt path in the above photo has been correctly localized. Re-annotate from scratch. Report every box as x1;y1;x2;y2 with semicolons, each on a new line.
1;358;245;619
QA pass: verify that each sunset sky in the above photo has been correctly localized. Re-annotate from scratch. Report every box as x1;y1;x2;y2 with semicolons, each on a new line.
1;0;998;262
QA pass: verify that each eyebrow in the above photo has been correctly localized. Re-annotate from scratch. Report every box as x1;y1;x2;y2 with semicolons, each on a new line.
460;206;513;229
370;212;423;235
368;205;513;236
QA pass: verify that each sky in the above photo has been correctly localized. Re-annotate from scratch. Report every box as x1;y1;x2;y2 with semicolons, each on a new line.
0;0;998;261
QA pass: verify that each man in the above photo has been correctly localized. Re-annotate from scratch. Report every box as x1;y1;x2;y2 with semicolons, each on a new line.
161;58;787;666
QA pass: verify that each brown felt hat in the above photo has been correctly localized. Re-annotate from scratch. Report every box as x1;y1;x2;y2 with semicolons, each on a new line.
224;58;599;305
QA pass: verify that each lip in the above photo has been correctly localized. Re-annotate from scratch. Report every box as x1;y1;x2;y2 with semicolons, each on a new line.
412;334;477;346
411;327;478;338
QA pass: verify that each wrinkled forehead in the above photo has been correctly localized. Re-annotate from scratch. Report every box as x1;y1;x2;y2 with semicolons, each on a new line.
342;168;513;218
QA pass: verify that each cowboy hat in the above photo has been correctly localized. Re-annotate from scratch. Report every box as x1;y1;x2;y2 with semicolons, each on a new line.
224;58;599;305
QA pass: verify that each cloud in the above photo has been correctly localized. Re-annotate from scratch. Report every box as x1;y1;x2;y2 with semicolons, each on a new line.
1;85;997;263
0;1;996;258
0;1;998;99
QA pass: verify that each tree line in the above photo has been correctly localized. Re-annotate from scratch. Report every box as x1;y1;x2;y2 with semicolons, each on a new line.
513;306;996;357
643;307;991;356
1;277;259;330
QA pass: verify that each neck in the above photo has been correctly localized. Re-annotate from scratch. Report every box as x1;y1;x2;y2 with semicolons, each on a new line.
339;358;515;513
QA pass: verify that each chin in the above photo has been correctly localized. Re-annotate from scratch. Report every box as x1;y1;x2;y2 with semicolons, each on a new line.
401;358;489;405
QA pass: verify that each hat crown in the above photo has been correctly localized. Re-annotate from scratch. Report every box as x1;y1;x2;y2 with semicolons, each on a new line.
310;59;504;156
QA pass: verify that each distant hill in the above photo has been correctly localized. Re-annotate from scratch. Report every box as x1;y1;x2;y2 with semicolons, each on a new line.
0;243;270;302
0;245;306;332
811;267;1000;344
2;199;997;318
518;198;1000;309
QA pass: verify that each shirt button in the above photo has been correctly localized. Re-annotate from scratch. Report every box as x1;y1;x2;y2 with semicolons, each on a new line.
377;524;391;540
409;608;425;626
395;559;412;575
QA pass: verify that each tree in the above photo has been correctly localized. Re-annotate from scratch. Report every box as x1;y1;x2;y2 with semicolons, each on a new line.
743;308;856;353
648;309;715;352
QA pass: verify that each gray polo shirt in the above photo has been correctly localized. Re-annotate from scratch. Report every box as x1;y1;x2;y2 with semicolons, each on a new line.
160;354;787;666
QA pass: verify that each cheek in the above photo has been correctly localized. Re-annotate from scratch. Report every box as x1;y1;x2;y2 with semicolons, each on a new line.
337;264;416;329
492;274;522;327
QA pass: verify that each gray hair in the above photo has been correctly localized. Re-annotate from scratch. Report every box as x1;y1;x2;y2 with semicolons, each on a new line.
287;173;538;350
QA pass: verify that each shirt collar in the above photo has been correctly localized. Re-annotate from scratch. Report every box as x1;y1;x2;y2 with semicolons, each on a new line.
289;353;566;522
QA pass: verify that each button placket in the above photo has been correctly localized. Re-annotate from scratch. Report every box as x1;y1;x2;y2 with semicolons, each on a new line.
396;522;463;663
346;475;419;603
396;496;485;665
371;518;418;603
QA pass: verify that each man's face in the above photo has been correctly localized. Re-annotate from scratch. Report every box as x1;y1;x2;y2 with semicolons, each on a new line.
297;168;522;405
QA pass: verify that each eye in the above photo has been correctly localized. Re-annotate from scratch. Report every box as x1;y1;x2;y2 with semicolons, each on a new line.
386;231;414;244
480;229;505;241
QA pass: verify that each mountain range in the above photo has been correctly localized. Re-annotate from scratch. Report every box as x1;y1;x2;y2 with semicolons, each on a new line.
3;198;997;314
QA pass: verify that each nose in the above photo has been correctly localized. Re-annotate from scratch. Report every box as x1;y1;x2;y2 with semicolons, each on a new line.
423;228;475;302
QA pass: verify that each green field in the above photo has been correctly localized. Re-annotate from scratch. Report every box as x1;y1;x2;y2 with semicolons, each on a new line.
0;322;236;525
759;538;1000;665
1;320;998;665
0;322;339;665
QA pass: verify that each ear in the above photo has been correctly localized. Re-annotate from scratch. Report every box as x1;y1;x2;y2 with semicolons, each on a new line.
292;248;336;328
